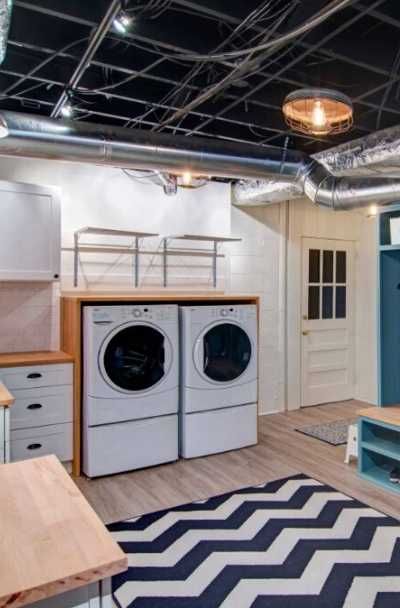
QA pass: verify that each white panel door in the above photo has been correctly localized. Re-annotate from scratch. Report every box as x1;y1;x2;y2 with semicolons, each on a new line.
0;180;60;281
301;238;354;407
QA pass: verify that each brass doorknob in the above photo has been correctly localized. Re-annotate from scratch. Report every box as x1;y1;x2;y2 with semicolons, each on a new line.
302;330;309;336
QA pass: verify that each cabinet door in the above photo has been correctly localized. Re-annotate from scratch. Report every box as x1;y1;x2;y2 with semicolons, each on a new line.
0;181;60;281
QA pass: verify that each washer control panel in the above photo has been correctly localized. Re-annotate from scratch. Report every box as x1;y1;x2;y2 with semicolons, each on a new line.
89;305;177;324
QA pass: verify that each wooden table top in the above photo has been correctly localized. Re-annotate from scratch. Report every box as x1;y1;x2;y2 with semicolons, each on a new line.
358;406;400;427
0;456;127;608
0;350;74;368
0;382;15;407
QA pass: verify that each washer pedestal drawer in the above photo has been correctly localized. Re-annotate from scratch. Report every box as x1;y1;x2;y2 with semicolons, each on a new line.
83;415;178;478
9;423;73;463
181;403;258;459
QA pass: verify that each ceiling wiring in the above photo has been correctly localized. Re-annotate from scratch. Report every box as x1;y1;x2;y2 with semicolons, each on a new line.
152;2;298;131
158;0;356;63
125;0;298;131
1;0;396;155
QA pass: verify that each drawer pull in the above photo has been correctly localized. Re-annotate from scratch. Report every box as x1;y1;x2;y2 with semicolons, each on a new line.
27;403;43;410
27;373;42;379
27;443;42;450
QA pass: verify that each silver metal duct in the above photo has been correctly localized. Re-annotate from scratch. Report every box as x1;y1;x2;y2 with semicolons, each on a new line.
232;179;304;206
0;0;12;64
314;125;400;177
234;122;400;206
1;110;400;211
0;111;305;181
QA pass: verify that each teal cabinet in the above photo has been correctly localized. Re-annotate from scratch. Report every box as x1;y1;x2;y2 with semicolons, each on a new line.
378;205;400;405
358;416;400;494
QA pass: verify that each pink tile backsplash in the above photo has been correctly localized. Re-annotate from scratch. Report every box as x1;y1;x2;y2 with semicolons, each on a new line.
0;282;59;353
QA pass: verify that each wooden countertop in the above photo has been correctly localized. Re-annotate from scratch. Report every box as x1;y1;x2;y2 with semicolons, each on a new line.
0;382;15;407
358;406;400;427
61;291;259;303
0;456;127;608
0;350;74;368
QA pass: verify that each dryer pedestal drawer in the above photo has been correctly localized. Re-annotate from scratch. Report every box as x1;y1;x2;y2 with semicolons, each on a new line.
9;423;73;463
181;403;257;458
10;385;73;430
1;363;72;390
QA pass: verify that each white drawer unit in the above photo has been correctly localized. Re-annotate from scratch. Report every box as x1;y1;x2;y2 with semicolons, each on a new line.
0;361;73;465
1;363;73;391
9;423;73;463
10;385;73;430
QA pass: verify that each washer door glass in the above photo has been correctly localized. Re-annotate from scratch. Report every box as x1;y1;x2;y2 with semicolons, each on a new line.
203;323;252;382
103;325;165;391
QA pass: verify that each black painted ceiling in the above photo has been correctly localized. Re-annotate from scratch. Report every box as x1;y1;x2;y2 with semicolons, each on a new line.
1;0;400;154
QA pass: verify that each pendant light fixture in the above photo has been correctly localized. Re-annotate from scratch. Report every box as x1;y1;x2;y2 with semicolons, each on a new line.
282;88;353;136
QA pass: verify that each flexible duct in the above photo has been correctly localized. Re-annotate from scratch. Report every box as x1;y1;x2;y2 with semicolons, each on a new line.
1;110;400;210
314;125;400;177
234;123;400;206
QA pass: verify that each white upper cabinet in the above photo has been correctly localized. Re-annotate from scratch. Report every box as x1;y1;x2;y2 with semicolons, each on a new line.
0;180;61;281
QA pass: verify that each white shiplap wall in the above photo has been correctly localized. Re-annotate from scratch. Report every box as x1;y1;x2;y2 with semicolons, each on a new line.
228;203;286;415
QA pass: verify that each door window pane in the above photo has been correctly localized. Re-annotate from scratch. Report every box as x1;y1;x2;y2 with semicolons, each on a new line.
309;249;320;283
336;286;347;319
323;250;334;283
103;326;165;391
322;286;333;319
336;251;347;283
203;323;252;382
308;286;320;320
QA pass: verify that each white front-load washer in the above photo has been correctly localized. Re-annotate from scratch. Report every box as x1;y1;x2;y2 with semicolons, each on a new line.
180;304;258;458
83;304;179;477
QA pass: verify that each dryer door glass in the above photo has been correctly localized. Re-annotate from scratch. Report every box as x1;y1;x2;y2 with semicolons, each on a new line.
203;323;252;382
103;325;165;391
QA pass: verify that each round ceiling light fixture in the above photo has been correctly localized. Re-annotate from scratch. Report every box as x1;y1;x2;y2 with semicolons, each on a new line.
282;88;353;136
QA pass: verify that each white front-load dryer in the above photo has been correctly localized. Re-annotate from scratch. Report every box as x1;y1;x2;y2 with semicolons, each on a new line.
179;305;258;458
83;304;179;477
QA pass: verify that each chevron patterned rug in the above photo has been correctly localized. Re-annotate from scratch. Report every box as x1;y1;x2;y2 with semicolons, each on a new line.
108;473;400;608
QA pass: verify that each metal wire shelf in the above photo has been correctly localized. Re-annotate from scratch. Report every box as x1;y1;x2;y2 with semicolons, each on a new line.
63;227;241;288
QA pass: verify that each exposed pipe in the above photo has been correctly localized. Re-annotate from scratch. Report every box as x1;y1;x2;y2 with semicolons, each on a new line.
1;110;400;211
51;0;121;117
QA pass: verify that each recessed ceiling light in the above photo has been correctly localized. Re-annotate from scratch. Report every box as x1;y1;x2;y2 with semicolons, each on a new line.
182;171;192;186
282;88;353;136
60;103;73;119
113;11;132;34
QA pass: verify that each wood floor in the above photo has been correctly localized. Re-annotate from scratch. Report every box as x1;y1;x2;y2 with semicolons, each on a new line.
76;400;400;525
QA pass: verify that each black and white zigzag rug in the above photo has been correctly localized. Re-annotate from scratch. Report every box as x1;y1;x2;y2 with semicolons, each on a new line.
108;473;400;607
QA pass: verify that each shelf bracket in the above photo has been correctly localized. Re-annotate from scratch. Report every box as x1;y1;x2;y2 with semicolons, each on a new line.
163;238;168;288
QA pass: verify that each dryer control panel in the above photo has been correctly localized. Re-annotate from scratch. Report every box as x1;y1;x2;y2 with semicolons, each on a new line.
213;306;257;321
184;304;257;323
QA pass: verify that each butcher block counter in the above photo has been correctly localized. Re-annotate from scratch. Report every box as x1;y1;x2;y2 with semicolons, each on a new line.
0;351;74;368
61;292;259;475
0;455;127;608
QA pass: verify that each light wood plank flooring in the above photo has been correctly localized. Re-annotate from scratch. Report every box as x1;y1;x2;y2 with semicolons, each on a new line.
76;401;400;524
